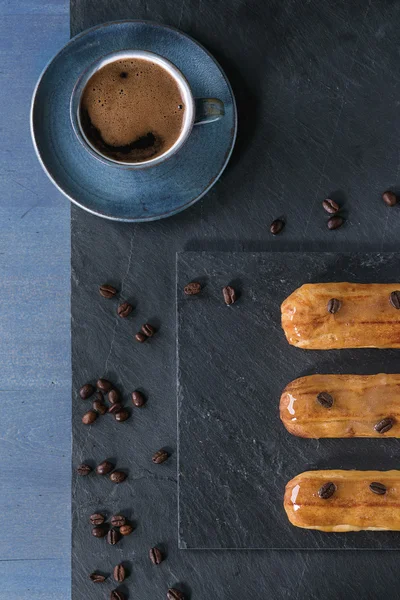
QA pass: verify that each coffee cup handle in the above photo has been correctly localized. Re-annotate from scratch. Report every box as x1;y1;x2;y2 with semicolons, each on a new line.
194;98;225;125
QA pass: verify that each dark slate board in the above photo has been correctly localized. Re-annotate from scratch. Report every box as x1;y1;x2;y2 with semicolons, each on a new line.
177;251;400;549
71;1;400;598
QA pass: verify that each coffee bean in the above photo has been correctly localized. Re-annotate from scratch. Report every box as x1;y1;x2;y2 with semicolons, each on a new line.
110;471;127;484
82;410;97;425
135;332;147;343
93;390;104;402
327;215;344;230
111;590;126;600
327;298;341;314
113;564;126;582
389;291;400;309
316;392;334;409
167;588;186;600
374;417;394;434
115;409;130;422
369;481;387;495
107;528;121;545
132;391;145;407
141;323;156;337
118;302;133;318
77;463;92;476
93;400;107;415
152;449;169;464
111;515;126;527
322;198;340;214
99;284;118;298
90;572;106;583
382;191;397;206
184;282;201;295
270;218;285;235
149;546;163;565
108;402;123;414
119;524;133;536
92;526;107;538
223;286;237;305
90;513;105;525
108;389;120;404
96;460;114;475
318;481;336;499
97;378;113;393
79;383;95;400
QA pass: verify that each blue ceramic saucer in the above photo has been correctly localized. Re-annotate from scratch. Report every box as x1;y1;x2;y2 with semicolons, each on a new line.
31;20;237;222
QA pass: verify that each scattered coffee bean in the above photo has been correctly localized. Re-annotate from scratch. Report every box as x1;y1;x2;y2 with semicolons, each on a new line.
108;403;123;414
108;389;120;404
99;284;118;298
97;378;113;393
316;392;334;409
270;218;285;235
115;409;130;422
135;332;147;343
327;215;344;230
79;383;95;400
111;515;126;527
184;282;201;295
90;572;106;583
369;481;387;495
167;589;186;600
118;302;133;318
374;417;394;434
141;323;156;337
114;564;126;582
132;391;145;407
92;526;107;538
119;524;133;536
110;471;127;484
318;481;336;499
389;291;400;309
152;449;169;464
223;286;237;305
322;198;340;214
93;390;104;402
90;513;105;526
107;528;121;545
327;298;341;314
149;546;163;565
111;590;126;600
82;410;97;425
382;190;397;206
77;463;92;476
96;460;114;475
93;399;107;415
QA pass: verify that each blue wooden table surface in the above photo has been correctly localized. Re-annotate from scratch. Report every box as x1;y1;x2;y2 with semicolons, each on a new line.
0;0;70;597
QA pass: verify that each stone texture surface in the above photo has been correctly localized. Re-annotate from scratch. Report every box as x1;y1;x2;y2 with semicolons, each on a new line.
178;251;400;549
71;1;400;598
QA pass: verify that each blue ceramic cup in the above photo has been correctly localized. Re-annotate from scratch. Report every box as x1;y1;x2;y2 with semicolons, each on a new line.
70;49;225;169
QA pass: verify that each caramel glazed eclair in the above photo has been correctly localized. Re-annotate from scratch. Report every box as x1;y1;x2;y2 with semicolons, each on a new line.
284;470;400;532
280;373;399;438
281;283;400;349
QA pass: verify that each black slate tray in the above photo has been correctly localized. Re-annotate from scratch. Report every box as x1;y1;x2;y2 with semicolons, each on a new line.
71;0;400;597
177;252;400;549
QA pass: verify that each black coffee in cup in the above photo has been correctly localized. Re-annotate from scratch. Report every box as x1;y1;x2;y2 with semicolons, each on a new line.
80;58;186;163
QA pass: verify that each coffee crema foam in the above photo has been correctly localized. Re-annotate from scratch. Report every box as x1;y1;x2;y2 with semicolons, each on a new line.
80;58;186;163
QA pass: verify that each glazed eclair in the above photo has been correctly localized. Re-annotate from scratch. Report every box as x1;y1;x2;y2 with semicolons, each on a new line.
284;470;400;532
281;283;400;349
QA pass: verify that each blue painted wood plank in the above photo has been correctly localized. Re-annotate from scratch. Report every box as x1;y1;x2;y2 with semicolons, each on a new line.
0;5;71;592
0;559;70;599
0;390;71;560
0;0;68;16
